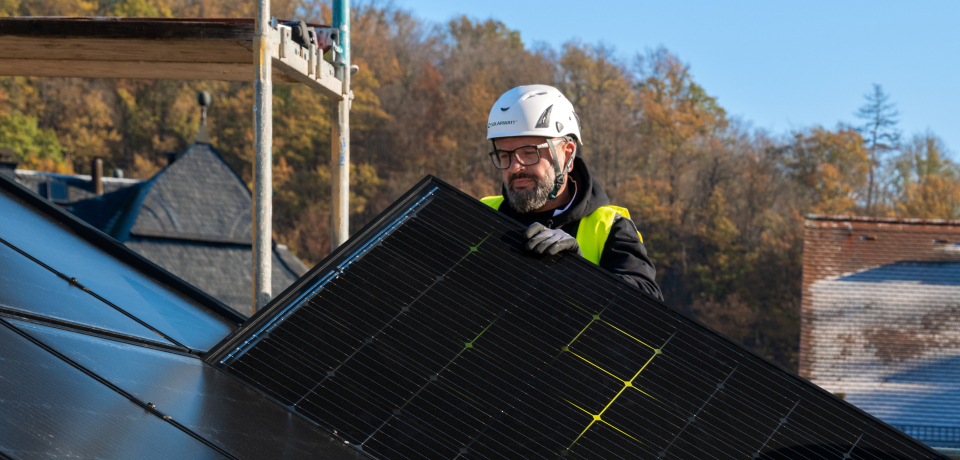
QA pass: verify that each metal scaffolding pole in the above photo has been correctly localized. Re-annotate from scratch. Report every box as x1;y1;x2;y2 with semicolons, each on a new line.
331;0;350;250
253;0;273;312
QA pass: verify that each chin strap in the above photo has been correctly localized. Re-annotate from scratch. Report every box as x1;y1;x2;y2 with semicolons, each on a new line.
547;137;575;201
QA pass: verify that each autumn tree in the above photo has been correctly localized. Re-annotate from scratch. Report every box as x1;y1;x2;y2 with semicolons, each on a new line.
891;133;960;219
783;126;869;215
855;84;900;215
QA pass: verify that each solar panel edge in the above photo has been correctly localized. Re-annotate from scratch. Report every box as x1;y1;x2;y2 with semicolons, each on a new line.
206;178;447;367
208;175;950;460
0;308;194;355
205;176;447;365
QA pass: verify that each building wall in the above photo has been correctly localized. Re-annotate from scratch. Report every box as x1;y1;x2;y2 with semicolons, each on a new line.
801;216;960;448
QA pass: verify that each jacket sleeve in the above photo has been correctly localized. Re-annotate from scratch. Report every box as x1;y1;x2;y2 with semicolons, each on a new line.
599;216;663;301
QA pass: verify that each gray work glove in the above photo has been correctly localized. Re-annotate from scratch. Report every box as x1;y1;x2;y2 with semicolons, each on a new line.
523;223;581;257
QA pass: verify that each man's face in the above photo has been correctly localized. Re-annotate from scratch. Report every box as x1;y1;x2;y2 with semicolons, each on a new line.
494;136;575;213
497;136;556;191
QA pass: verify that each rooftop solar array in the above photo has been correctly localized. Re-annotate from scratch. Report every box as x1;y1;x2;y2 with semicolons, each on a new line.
0;184;237;352
0;175;367;459
211;177;947;460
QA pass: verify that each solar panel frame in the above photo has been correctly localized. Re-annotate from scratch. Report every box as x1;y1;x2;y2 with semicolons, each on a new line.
207;175;948;460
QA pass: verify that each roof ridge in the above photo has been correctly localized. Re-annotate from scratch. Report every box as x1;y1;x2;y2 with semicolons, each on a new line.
806;213;960;226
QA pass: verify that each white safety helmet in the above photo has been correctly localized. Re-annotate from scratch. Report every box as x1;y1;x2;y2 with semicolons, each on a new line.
486;85;582;144
487;85;582;200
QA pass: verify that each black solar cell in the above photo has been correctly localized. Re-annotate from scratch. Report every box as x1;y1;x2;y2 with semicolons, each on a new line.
210;177;947;460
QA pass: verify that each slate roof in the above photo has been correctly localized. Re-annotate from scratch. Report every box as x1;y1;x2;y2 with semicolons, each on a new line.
802;215;960;449
64;143;309;316
125;238;301;312
130;143;252;243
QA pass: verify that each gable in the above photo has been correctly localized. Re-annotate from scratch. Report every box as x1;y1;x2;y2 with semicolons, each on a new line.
131;144;252;243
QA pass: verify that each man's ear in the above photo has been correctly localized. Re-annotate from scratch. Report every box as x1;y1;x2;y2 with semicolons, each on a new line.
563;140;576;162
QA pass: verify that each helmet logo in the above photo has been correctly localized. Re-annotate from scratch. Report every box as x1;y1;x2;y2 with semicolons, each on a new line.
535;105;553;129
488;120;517;128
556;122;563;132
500;106;510;112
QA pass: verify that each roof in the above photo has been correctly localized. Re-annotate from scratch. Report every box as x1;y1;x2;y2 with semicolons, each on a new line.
801;215;960;448
0;171;367;458
128;144;253;244
15;169;142;204
124;238;302;311
65;143;309;316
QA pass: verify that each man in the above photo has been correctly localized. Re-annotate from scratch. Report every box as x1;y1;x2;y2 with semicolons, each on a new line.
482;85;663;300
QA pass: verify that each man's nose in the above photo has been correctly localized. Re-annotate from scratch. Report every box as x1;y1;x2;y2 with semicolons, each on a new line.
506;156;526;174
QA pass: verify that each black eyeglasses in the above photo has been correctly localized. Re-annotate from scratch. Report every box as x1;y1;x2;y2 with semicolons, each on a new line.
488;139;563;170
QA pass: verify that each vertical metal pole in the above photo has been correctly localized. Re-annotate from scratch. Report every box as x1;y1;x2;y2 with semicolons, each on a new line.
253;0;273;313
331;0;350;250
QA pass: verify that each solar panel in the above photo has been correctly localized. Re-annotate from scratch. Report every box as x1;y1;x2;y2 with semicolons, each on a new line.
209;177;946;460
5;318;370;460
0;318;230;459
0;239;177;347
0;186;235;351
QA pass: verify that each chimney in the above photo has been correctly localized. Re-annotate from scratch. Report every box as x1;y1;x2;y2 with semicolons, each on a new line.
195;91;212;144
165;151;177;165
91;158;103;195
0;148;17;180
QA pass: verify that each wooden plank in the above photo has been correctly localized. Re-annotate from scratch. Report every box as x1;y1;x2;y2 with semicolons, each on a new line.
0;37;252;63
0;17;331;89
271;35;342;99
0;17;256;40
0;58;299;82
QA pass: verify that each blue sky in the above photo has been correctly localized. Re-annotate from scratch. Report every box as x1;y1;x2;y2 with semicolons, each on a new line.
391;0;960;155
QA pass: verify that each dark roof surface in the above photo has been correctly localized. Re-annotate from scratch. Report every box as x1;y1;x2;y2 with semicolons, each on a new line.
15;169;142;203
63;143;308;316
67;181;147;235
130;144;252;244
802;217;960;449
125;238;301;313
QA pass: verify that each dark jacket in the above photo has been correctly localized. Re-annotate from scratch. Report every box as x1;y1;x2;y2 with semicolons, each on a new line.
495;157;663;300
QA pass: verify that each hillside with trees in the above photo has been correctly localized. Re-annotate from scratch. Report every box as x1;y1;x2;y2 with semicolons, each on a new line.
2;0;958;370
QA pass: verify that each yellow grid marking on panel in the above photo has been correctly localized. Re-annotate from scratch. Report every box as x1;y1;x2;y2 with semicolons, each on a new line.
457;233;494;264
600;320;657;350
567;351;625;382
563;299;594;316
563;397;644;447
561;313;671;450
567;318;597;347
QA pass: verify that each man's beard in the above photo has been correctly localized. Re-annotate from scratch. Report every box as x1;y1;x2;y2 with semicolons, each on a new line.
506;168;555;214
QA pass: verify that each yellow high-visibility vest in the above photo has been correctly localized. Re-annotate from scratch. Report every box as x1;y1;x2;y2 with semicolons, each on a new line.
480;196;642;265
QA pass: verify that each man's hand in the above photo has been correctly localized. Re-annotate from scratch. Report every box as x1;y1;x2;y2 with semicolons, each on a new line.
523;223;581;257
